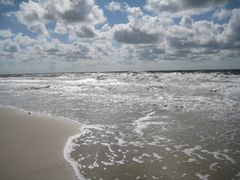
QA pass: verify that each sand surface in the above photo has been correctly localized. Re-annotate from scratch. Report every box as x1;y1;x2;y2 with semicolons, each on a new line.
0;107;79;180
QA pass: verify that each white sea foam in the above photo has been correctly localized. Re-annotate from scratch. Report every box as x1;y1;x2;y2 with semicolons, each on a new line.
101;143;118;157
135;111;157;123
175;144;189;150
187;158;197;162
101;161;115;166
183;145;204;158
153;153;163;161
195;173;209;180
162;166;168;170
132;157;144;164
182;173;187;177
209;162;218;170
201;149;236;164
115;136;127;146
64;133;86;180
134;111;163;136
88;158;99;169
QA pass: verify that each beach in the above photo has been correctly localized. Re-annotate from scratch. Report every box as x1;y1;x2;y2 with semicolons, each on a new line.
0;107;79;180
0;72;240;179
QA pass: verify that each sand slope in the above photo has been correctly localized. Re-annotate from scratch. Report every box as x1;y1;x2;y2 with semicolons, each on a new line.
0;108;79;180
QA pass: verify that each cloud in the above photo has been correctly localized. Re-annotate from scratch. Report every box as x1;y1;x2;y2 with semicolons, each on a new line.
165;17;225;52
163;9;240;56
43;0;105;24
0;0;13;6
222;8;240;48
109;6;240;62
145;0;228;16
213;8;232;20
54;22;68;34
114;26;158;44
1;0;240;72
15;0;105;37
3;43;18;53
14;33;36;46
106;1;122;12
180;16;193;28
125;6;144;17
17;1;49;37
112;14;169;44
0;31;120;67
0;39;19;54
69;25;96;38
106;1;144;17
54;23;97;38
0;29;14;38
136;45;165;60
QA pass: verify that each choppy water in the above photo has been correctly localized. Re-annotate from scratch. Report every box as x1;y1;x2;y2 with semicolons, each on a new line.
0;71;240;180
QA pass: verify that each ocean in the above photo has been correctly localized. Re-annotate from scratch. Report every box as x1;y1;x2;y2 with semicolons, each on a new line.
0;71;240;180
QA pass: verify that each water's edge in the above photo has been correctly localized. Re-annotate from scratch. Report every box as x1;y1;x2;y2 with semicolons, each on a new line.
64;133;85;180
0;105;83;180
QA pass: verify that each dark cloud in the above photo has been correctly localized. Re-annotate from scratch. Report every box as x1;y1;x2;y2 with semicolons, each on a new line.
57;0;95;23
1;40;19;53
74;26;95;38
0;0;13;5
183;0;227;8
45;47;59;55
223;9;240;48
145;0;228;16
114;28;158;44
62;8;89;22
4;44;18;52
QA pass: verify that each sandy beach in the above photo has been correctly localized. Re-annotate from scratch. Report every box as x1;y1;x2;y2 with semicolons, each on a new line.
0;107;79;180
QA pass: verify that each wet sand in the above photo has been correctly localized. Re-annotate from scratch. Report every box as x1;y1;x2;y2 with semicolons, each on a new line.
0;107;79;180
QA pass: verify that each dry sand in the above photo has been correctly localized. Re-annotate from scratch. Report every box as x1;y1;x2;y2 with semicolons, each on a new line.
0;107;79;180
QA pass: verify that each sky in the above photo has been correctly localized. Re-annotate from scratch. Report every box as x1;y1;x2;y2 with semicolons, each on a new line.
0;0;240;73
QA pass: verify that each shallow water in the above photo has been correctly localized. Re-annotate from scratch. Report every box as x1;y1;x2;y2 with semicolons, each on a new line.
0;72;240;179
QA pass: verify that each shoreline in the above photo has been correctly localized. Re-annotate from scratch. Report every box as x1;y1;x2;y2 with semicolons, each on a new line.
0;68;239;76
0;107;80;180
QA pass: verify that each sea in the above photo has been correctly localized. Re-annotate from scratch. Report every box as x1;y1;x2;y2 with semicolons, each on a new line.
0;70;240;180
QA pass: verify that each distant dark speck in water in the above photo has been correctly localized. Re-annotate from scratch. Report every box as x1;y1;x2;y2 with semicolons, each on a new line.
28;112;31;114
210;89;217;92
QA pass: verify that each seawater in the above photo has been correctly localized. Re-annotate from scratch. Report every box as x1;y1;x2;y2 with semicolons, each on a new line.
0;72;240;180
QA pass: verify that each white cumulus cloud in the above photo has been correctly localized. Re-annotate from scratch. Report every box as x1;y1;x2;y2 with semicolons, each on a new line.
15;0;106;38
106;1;123;12
0;29;14;38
